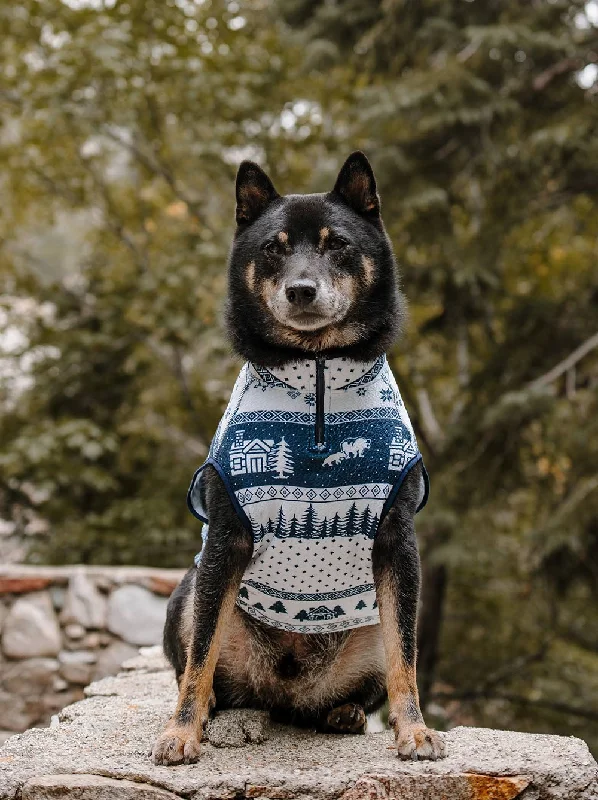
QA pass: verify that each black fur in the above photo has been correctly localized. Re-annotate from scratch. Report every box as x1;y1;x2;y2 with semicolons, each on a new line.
225;152;406;367
158;153;440;757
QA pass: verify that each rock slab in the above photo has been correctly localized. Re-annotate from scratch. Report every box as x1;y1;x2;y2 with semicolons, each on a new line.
1;593;61;659
106;586;168;646
0;649;596;800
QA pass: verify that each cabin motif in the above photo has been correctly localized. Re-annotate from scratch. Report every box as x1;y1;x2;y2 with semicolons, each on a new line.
229;429;274;475
229;430;295;478
388;424;417;471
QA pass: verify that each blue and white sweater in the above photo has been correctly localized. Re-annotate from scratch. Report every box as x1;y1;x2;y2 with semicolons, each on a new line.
188;355;428;634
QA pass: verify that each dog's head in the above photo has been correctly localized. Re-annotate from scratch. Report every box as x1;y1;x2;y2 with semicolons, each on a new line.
226;152;405;366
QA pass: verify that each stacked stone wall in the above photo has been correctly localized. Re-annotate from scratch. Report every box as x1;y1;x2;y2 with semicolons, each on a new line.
0;565;184;743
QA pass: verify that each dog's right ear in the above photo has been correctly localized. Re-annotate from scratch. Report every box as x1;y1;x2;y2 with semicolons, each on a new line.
235;161;279;226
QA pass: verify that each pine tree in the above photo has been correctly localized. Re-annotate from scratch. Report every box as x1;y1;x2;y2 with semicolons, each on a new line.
319;516;328;537
355;599;367;610
333;606;345;618
288;514;299;538
269;600;287;614
269;437;294;479
238;587;249;600
275;506;287;538
344;503;358;537
329;513;341;538
302;504;318;538
359;506;372;538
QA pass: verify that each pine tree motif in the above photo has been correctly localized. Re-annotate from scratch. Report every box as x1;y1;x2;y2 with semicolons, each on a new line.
369;513;380;539
239;586;249;600
319;516;328;537
289;514;299;537
333;605;345;617
294;609;309;621
329;512;341;538
344;502;358;536
355;599;367;610
359;506;372;538
269;600;287;614
275;506;287;537
269;437;294;479
302;504;317;538
253;602;264;610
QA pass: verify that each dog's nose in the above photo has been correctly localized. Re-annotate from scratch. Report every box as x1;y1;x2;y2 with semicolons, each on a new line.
285;280;317;306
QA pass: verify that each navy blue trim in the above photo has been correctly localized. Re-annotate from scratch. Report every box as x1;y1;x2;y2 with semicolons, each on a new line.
186;464;209;523
379;452;428;524
243;579;375;602
187;458;256;541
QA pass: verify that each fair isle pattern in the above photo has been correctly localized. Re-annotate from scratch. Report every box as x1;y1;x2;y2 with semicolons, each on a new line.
188;355;427;633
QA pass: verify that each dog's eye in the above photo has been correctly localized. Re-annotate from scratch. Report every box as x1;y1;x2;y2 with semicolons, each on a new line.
327;235;349;251
261;240;286;256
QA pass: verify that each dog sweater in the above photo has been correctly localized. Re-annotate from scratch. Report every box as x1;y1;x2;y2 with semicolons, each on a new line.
188;355;428;633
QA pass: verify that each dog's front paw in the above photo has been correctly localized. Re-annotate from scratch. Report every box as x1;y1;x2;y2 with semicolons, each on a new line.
392;722;446;761
152;724;202;765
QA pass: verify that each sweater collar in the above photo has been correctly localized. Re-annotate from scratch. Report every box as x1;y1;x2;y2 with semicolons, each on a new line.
249;355;385;393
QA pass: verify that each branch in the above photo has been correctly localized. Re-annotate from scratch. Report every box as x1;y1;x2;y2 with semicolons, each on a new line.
415;387;445;449
527;331;598;392
431;689;598;722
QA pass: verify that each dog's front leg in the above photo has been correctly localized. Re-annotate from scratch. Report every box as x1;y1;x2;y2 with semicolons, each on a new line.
372;464;445;761
153;467;253;765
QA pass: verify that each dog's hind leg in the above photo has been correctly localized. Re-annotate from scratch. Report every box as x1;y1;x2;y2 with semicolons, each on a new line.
152;466;253;765
372;461;446;761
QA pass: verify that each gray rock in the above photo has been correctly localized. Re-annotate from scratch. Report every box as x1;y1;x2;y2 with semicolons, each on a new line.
60;571;106;630
58;650;97;685
0;648;596;800
1;593;61;659
0;603;7;635
1;658;59;694
106;586;167;646
93;640;139;681
0;691;34;732
21;775;180;799
63;623;85;641
0;732;13;747
207;708;270;747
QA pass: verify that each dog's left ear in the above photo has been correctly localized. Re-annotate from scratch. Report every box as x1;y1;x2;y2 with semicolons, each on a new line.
332;151;380;220
236;161;280;226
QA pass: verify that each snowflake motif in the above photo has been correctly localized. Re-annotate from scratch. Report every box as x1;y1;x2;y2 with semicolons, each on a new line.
380;388;394;402
304;392;316;406
356;387;367;396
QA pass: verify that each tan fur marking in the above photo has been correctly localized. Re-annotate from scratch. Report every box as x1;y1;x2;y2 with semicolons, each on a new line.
245;260;256;291
361;255;375;287
274;321;365;353
216;607;385;713
318;227;330;249
377;575;419;719
261;277;278;307
179;585;238;717
277;231;288;243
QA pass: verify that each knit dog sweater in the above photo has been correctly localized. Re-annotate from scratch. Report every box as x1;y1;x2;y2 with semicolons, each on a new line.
188;355;427;633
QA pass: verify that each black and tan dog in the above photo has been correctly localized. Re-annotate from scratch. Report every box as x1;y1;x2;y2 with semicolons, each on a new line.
152;152;445;764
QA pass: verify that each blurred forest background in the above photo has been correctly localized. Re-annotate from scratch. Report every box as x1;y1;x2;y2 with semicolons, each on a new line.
1;0;597;752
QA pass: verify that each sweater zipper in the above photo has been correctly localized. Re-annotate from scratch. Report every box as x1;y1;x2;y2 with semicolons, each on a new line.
314;356;326;450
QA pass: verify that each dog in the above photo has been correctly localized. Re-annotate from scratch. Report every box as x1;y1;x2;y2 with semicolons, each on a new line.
152;151;446;765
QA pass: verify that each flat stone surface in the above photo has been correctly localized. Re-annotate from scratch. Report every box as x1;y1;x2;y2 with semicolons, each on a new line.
0;651;596;800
